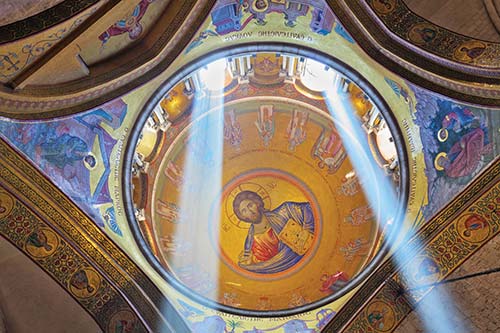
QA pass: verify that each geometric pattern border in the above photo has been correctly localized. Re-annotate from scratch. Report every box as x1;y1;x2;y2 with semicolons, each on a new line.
365;0;500;69
0;137;189;332
328;0;500;106
0;0;99;43
325;157;500;331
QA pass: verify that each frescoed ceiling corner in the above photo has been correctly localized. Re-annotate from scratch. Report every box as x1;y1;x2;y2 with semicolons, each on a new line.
0;136;190;333
0;0;499;332
403;0;500;43
326;0;500;106
324;157;500;332
394;230;500;333
0;0;217;119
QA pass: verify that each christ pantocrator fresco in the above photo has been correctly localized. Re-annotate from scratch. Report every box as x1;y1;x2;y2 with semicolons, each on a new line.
232;190;315;274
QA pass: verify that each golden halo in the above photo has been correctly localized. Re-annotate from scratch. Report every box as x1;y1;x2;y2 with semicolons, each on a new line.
366;301;396;332
69;267;101;299
454;41;486;62
437;128;448;142
225;182;271;229
0;191;14;219
456;213;490;243
372;0;396;14
252;0;269;13
434;152;447;171
25;228;59;258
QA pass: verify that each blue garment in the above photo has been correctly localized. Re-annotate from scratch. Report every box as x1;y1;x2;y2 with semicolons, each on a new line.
240;202;315;274
40;134;88;169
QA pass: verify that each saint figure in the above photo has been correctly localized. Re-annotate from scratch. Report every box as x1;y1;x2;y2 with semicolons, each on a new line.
463;214;488;237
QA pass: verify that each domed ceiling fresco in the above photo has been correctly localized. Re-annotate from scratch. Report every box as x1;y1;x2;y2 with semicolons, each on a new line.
130;52;403;313
0;0;499;332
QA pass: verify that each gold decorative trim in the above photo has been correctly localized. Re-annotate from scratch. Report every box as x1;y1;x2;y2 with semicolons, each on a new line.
0;0;100;43
364;0;500;69
3;0;500;119
326;0;500;106
0;0;217;119
324;157;500;331
0;137;189;332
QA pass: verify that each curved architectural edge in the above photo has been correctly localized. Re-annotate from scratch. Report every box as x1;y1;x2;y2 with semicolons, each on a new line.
326;0;500;106
484;0;500;34
0;0;217;120
122;43;410;317
0;0;99;43
2;0;500;118
0;137;190;333
324;157;500;332
362;0;500;71
355;0;500;78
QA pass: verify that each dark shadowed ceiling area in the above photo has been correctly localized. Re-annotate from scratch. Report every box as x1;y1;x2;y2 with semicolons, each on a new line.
0;238;101;333
404;0;500;42
0;0;66;26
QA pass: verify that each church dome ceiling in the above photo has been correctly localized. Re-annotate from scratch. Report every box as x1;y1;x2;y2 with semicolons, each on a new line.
128;50;406;314
0;0;498;332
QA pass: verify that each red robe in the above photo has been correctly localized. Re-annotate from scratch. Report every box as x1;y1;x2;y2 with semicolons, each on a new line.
251;228;279;262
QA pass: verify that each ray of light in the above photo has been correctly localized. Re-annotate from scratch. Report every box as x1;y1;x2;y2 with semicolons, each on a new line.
324;82;461;333
163;58;227;330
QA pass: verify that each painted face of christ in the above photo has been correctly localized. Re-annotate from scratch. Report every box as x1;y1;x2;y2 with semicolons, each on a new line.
233;191;264;224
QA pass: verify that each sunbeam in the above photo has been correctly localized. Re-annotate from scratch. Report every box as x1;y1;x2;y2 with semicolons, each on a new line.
324;77;462;333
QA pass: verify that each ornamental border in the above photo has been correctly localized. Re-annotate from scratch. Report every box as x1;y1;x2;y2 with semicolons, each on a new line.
0;137;190;332
324;157;500;331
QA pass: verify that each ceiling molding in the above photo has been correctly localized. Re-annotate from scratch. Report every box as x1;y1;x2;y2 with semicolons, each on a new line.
7;0;122;90
326;0;500;106
0;0;99;43
0;0;217;119
0;137;190;333
361;0;500;71
324;157;500;331
3;0;500;119
484;0;500;34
